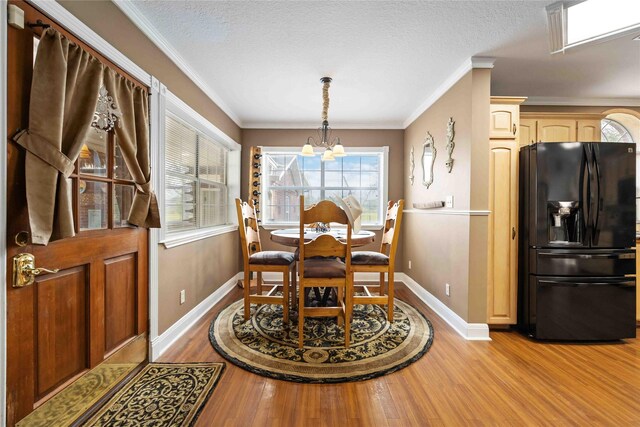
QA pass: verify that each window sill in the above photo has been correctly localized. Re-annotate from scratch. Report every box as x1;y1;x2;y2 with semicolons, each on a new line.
260;223;383;231
161;224;238;249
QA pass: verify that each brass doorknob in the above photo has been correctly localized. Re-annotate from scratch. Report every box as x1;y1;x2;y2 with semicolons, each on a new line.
12;253;59;288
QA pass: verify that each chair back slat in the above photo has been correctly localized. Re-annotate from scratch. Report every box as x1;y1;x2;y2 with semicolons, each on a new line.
235;198;262;261
299;196;351;267
304;234;348;258
379;200;404;258
302;200;349;225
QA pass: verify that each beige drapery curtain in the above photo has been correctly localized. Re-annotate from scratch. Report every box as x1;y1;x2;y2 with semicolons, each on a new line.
12;28;160;245
103;70;160;228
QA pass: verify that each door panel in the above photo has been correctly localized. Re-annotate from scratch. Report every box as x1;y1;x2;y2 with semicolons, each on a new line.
490;104;519;139
535;276;636;340
488;141;518;324
591;143;636;248
534;143;588;248
6;3;149;425
105;254;138;354
537;119;577;142
578;120;602;142
36;267;88;399
519;118;536;147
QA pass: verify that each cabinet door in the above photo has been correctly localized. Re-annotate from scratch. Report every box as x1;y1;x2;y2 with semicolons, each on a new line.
578;120;602;142
537;119;577;142
519;118;537;147
487;139;518;324
490;104;519;139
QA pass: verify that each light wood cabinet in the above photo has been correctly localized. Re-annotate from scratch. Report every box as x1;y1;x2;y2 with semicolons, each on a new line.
537;119;577;142
577;120;602;141
487;97;525;325
490;103;519;139
519;118;536;147
519;113;603;145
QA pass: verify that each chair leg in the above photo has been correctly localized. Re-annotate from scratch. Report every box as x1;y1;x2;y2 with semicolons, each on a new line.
292;263;298;310
345;281;352;348
256;272;263;295
282;269;289;325
298;284;305;349
336;286;344;326
244;269;251;321
388;270;394;322
379;272;385;296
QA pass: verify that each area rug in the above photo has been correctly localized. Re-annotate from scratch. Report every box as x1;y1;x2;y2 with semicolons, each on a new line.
83;363;225;426
209;298;433;383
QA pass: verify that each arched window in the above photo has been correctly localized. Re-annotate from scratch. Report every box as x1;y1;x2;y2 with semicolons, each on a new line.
601;118;634;143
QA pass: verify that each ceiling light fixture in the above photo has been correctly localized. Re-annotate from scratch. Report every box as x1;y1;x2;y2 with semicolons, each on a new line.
301;77;345;161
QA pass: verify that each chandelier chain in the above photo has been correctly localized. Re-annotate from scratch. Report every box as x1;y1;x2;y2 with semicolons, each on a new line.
321;80;330;122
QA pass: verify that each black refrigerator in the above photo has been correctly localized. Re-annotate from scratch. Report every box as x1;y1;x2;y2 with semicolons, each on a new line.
518;142;637;340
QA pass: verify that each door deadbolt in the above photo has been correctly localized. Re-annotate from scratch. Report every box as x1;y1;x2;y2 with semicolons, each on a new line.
13;253;59;288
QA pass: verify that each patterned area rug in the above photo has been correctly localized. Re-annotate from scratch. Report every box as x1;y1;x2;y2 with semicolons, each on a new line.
210;298;434;383
83;363;225;426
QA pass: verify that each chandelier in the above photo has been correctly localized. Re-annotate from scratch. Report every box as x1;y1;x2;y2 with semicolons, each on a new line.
301;77;345;161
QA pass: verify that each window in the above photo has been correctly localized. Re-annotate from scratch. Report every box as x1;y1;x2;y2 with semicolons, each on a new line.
260;147;388;228
73;128;136;232
165;113;228;234
601;118;634;143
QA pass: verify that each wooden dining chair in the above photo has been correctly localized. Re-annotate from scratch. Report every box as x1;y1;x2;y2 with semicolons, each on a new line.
350;200;404;322
298;196;353;348
236;198;296;323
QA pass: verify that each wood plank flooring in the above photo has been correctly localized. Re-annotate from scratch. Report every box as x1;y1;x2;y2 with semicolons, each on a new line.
159;283;640;426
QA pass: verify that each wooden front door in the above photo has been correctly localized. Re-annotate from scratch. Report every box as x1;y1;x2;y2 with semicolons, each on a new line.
6;3;149;425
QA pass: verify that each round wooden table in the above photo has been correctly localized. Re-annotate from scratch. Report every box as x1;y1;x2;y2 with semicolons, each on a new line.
270;228;376;247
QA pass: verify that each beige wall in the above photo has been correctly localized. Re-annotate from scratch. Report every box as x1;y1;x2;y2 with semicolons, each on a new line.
241;129;405;260
403;69;491;322
157;232;240;333
58;0;242;334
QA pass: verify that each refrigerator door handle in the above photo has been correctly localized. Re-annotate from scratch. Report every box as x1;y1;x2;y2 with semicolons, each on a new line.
539;279;635;288
582;144;592;240
538;251;635;259
592;145;602;244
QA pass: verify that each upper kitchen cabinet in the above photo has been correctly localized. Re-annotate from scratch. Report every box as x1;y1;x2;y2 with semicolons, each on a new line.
490;97;527;139
538;118;577;142
519;113;603;145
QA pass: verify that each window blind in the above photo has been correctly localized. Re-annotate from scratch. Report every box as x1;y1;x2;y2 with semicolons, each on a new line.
165;114;228;234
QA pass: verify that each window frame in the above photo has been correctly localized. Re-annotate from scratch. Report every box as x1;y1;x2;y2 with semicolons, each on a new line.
259;146;389;230
159;91;241;248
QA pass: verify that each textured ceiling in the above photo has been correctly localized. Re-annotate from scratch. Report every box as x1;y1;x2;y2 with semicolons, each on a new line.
125;0;640;128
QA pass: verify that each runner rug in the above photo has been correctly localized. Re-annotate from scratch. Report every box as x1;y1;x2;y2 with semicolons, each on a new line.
83;363;225;426
210;298;433;383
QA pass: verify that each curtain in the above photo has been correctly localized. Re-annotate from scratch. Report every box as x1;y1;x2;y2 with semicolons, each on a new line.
12;28;160;245
13;29;102;245
103;69;160;228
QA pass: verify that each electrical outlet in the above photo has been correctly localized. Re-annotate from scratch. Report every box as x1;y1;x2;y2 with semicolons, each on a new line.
445;283;450;296
180;289;186;305
408;260;412;269
445;195;454;208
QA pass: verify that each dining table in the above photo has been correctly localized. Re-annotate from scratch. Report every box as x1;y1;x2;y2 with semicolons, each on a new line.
270;228;376;307
270;228;376;248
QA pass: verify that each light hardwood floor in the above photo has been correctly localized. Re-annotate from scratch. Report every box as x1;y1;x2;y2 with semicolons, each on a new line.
159;283;640;426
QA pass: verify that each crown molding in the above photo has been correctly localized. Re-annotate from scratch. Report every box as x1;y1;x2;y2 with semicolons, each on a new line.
524;96;640;107
112;0;242;127
403;56;495;129
242;121;405;130
28;0;151;85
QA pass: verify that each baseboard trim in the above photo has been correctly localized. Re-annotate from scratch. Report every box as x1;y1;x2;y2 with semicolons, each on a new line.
398;273;491;341
150;272;241;360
